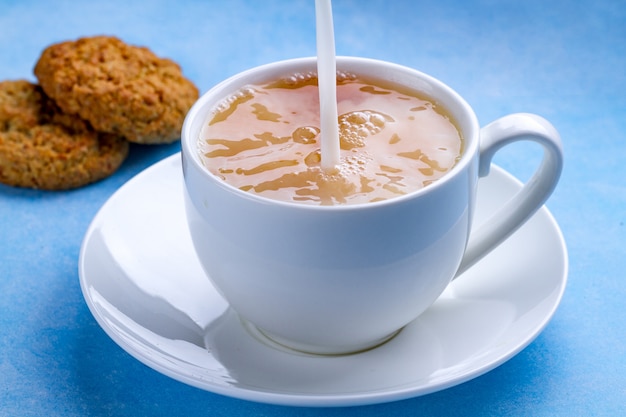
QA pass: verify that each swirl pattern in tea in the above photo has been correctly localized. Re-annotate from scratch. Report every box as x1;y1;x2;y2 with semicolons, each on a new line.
199;73;463;205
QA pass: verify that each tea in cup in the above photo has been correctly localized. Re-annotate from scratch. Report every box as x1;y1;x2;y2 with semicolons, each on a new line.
181;57;562;355
198;71;463;205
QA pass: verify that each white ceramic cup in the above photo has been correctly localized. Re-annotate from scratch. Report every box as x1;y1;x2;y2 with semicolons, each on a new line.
181;57;563;355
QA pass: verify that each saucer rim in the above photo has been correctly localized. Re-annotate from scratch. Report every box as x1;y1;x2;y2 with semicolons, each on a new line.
78;153;568;407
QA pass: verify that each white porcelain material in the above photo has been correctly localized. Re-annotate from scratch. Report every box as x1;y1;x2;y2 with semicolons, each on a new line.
78;155;568;407
181;57;563;354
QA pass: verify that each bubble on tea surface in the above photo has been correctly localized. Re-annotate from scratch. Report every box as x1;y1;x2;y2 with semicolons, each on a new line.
264;72;318;89
339;152;372;176
304;150;322;167
292;126;319;144
338;110;393;150
336;71;357;83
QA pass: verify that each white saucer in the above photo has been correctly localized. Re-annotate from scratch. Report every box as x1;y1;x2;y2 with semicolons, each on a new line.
78;154;567;407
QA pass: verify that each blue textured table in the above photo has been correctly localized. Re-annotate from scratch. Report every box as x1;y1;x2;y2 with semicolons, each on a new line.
1;0;624;415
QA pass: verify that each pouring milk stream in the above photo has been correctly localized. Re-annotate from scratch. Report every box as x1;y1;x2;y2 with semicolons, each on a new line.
315;0;340;170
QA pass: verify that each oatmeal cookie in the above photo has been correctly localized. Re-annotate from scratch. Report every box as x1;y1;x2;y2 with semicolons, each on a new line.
34;36;199;144
0;80;128;190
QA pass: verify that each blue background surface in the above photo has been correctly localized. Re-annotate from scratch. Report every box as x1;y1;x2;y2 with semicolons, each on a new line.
1;0;624;415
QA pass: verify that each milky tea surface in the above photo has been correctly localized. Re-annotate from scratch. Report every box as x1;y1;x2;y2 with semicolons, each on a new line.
199;72;463;205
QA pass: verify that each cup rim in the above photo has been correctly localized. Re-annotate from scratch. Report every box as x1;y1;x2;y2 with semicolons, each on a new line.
182;56;479;211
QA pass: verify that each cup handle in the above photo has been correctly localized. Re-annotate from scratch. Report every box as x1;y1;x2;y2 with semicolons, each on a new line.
455;113;563;277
